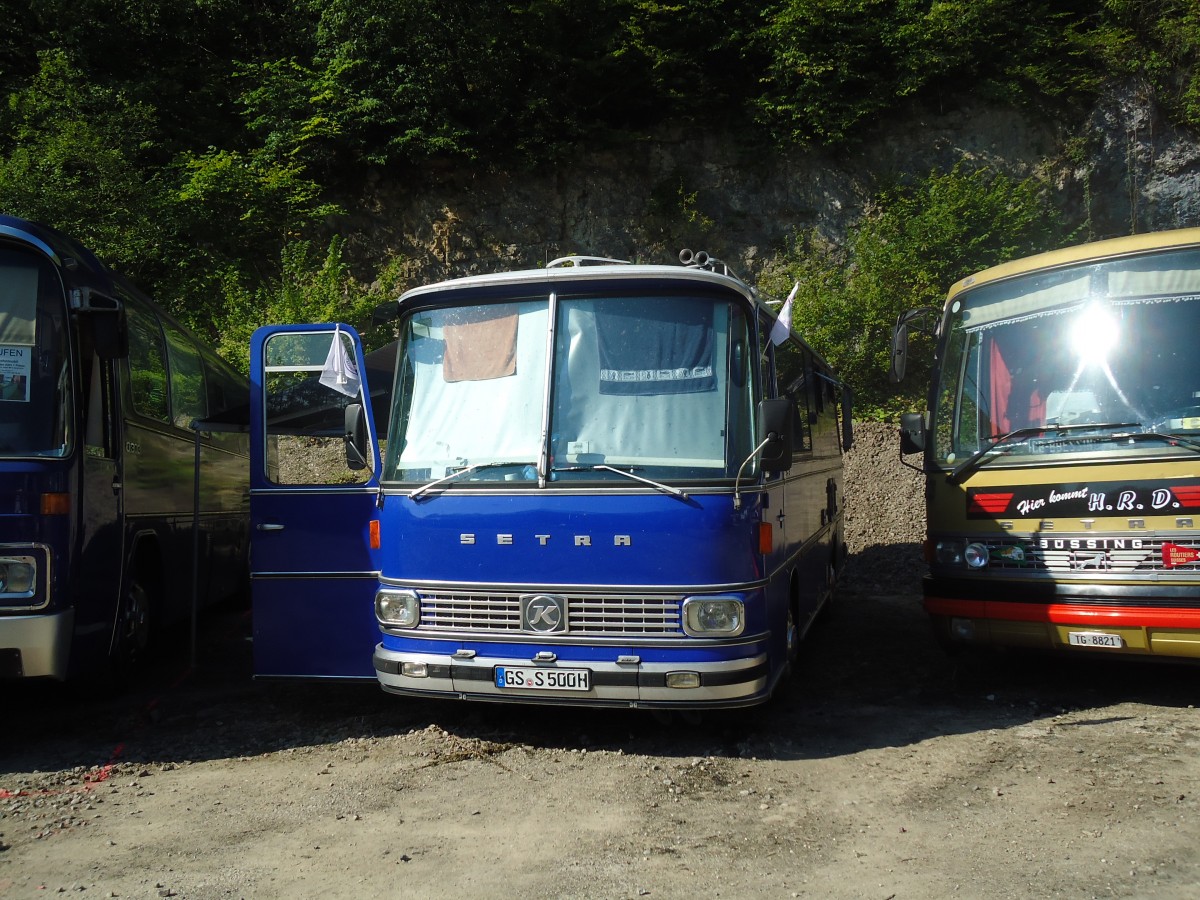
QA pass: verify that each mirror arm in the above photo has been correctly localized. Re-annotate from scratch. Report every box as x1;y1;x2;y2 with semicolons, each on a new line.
733;435;773;511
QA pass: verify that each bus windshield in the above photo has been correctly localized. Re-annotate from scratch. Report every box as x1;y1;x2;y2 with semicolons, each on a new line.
0;246;72;457
383;291;757;486
934;247;1200;467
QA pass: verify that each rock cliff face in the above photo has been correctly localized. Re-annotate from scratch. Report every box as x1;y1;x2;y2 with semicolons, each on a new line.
347;82;1200;288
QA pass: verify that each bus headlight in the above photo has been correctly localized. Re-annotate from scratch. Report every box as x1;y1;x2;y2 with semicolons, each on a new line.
376;589;420;627
0;557;36;597
964;542;990;569
934;540;963;566
682;597;745;637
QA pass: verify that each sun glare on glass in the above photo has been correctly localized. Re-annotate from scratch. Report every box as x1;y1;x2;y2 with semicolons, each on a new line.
1071;305;1119;366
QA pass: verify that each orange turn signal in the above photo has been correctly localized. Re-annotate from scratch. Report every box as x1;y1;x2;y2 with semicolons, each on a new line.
758;522;773;555
369;519;381;550
41;492;70;515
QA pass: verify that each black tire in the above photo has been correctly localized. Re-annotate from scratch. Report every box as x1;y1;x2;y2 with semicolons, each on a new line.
784;596;800;670
112;572;152;675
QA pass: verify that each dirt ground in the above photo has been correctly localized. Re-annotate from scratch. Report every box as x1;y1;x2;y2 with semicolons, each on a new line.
3;579;1200;900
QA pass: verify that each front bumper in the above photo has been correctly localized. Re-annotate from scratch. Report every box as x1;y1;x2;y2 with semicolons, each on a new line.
373;644;772;708
0;609;74;679
925;589;1200;658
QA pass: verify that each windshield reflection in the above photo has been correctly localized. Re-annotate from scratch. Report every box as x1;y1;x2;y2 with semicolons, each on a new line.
935;248;1200;464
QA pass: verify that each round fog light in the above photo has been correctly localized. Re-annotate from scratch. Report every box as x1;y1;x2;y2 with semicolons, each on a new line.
964;542;989;568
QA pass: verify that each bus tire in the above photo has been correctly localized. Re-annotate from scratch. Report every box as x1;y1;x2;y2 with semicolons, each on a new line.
785;595;800;671
112;571;153;675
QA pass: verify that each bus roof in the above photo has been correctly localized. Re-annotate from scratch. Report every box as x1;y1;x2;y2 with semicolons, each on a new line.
947;227;1200;303
0;215;116;295
395;261;761;308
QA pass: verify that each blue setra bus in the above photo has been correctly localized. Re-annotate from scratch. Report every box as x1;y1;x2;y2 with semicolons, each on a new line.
0;216;250;680
248;252;850;708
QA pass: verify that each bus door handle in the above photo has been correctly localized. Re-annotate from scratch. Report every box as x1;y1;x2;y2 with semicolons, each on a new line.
257;523;285;532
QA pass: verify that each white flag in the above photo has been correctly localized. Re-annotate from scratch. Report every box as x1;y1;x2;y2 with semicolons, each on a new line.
319;325;361;397
769;282;799;346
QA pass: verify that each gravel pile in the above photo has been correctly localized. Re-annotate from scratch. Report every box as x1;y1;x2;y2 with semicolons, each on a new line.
842;420;927;594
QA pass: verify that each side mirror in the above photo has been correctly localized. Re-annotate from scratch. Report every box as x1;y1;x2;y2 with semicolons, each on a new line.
889;322;909;383
758;397;793;472
899;411;926;455
72;288;127;359
890;306;939;383
90;311;128;360
344;403;369;471
841;385;854;451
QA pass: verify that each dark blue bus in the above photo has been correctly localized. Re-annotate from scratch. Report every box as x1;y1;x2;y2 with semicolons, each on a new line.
248;252;851;708
0;216;249;680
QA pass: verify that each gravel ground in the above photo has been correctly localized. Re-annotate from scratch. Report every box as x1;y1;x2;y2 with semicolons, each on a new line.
4;423;1200;899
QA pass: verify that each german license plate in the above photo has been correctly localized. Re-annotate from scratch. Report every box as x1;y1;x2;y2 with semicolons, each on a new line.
1068;631;1123;649
494;666;591;691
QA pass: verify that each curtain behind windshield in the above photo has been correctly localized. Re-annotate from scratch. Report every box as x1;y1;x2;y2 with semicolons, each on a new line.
387;301;547;480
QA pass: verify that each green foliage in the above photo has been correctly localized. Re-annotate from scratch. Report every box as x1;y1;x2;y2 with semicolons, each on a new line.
1094;0;1200;128
773;164;1069;419
1;0;1197;378
752;0;1109;146
0;51;168;275
215;237;387;373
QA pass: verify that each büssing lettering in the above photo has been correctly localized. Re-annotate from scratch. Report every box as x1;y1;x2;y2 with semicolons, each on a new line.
1038;538;1144;550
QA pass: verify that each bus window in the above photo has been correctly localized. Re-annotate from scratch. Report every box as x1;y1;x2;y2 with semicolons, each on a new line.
263;329;373;485
774;342;813;455
164;322;208;429
125;296;170;423
0;249;71;457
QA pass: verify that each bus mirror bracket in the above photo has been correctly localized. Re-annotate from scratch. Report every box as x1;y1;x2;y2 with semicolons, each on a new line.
70;287;127;359
344;403;369;471
758;398;793;473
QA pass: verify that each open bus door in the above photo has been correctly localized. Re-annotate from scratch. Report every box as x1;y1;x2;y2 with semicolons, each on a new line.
248;324;381;679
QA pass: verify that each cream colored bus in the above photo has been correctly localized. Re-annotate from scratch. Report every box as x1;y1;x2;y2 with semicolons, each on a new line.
892;228;1200;659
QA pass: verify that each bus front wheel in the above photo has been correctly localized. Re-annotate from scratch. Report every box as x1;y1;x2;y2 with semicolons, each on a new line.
785;598;800;670
112;574;152;673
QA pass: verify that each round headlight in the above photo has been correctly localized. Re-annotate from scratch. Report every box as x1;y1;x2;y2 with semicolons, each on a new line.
964;542;990;568
935;541;963;566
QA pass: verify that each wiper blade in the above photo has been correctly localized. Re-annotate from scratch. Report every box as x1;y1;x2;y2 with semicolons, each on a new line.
410;461;538;500
551;464;689;500
946;423;1141;485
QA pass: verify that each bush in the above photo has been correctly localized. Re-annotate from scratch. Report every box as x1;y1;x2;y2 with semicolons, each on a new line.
770;163;1069;419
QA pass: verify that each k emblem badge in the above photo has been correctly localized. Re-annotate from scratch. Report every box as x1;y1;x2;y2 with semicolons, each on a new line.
520;594;568;634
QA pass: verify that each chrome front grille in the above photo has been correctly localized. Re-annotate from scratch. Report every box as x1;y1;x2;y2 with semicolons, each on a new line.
418;590;685;636
972;536;1200;575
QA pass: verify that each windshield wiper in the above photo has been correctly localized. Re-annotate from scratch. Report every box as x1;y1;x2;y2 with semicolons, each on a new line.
1112;430;1200;453
551;464;689;500
947;422;1141;485
410;461;539;500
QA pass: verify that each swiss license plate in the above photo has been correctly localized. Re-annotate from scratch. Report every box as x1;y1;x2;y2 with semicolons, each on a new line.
494;666;591;691
1068;631;1124;649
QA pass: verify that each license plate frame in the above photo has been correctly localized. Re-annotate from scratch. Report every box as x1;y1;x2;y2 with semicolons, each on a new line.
1067;631;1124;649
494;665;591;692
